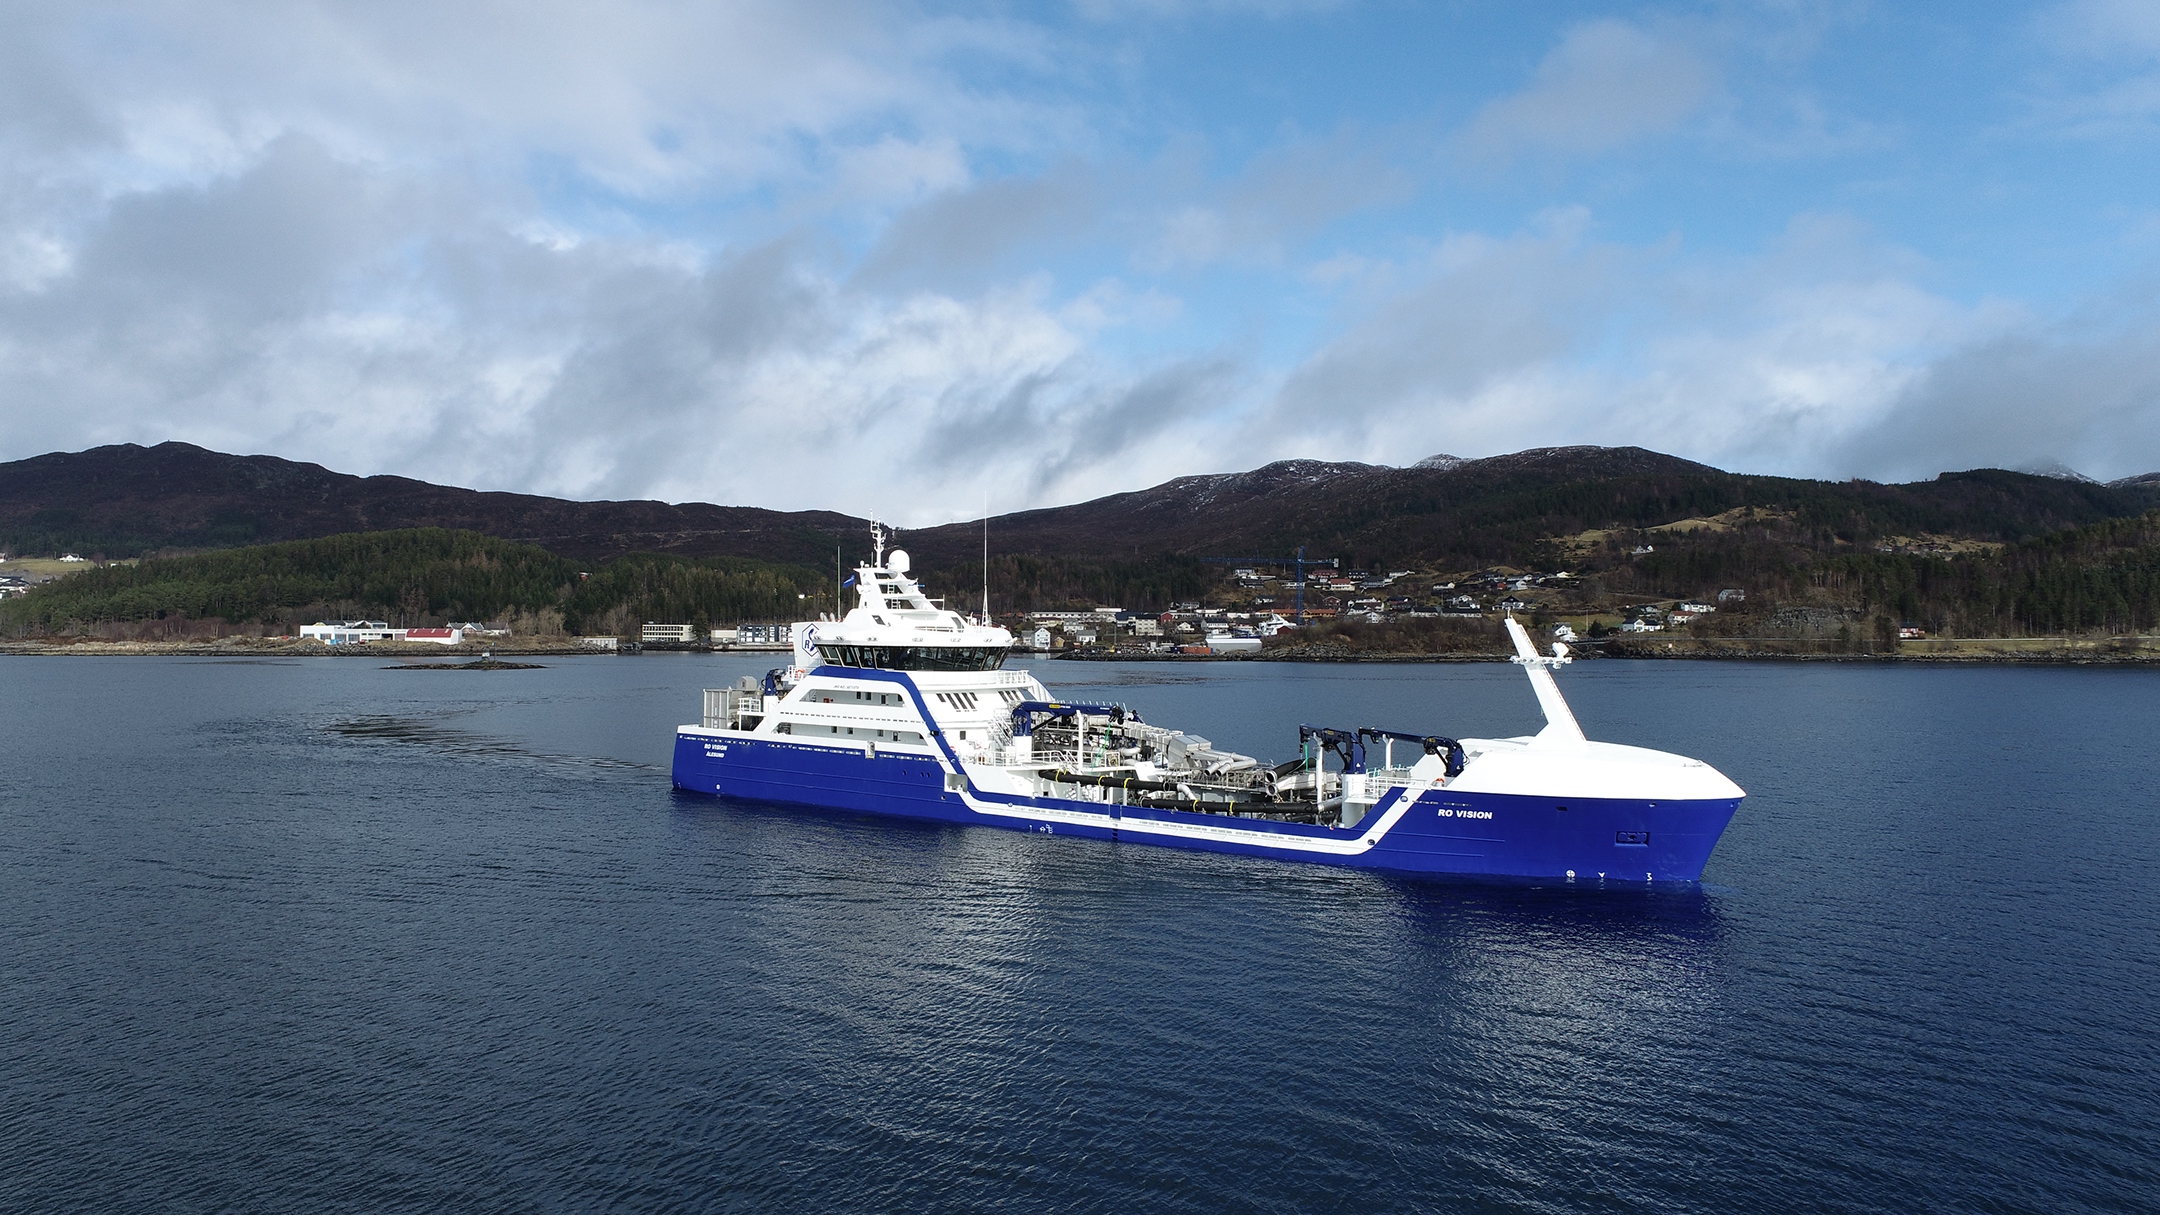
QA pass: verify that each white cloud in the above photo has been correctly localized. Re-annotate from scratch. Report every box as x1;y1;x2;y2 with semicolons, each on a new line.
2050;0;2160;57
9;0;1068;213
1831;314;2160;482
0;131;1238;524
5;0;2160;532
2027;0;2160;133
1459;19;1716;158
1248;211;2109;481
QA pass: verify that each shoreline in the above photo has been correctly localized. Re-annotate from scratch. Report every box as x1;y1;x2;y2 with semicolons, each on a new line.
7;637;2160;666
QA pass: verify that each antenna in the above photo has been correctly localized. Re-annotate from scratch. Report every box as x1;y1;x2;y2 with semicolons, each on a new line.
871;518;887;567
981;491;990;626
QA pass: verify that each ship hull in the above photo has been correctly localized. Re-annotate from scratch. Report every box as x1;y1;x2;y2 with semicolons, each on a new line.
671;730;1739;883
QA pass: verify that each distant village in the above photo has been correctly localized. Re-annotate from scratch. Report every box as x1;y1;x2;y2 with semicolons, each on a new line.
2;546;1792;652
972;565;1765;655
673;565;1770;656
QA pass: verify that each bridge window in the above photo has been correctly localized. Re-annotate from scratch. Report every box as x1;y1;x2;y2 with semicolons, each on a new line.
816;644;1011;672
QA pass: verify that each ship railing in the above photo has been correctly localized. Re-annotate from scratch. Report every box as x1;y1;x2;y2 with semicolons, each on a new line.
1366;764;1446;791
996;747;1136;773
702;686;764;730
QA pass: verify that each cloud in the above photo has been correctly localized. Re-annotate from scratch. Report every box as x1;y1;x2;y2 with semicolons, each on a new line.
2027;0;2160;133
2049;0;2160;57
1263;208;1617;442
1459;19;1716;159
6;0;1068;214
0;125;1239;524
1136;132;1413;271
1832;312;2160;482
854;163;1107;290
5;0;2160;532
1250;211;2050;480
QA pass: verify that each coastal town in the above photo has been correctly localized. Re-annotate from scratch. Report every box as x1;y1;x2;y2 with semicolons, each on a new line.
0;546;1909;658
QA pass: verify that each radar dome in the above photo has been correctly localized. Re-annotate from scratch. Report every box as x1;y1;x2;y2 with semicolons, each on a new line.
888;549;910;574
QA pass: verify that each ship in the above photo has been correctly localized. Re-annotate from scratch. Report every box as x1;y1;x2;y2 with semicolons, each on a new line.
671;527;1744;882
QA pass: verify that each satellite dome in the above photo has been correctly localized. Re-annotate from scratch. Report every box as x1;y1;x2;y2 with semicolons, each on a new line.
888;549;910;574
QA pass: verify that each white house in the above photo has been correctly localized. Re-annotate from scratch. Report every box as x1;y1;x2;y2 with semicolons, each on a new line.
300;621;405;645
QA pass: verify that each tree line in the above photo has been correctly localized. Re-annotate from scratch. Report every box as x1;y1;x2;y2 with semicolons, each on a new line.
1616;511;2160;636
0;529;828;637
14;509;2160;641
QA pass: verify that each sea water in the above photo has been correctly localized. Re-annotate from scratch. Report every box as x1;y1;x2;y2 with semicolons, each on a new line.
2;654;2154;1213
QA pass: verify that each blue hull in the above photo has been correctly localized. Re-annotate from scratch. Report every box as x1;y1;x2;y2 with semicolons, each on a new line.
670;731;1739;883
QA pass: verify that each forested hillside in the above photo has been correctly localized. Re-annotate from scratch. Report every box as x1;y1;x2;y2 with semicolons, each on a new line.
901;452;2160;577
0;529;828;638
11;441;2160;643
10;443;2158;584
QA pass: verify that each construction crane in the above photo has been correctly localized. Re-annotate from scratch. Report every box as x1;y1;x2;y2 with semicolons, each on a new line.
1200;546;1339;627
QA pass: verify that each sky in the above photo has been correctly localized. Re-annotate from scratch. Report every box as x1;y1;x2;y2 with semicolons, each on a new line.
5;1;2160;523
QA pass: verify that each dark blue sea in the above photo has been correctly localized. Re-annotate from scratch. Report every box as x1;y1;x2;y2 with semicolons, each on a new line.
3;654;2155;1213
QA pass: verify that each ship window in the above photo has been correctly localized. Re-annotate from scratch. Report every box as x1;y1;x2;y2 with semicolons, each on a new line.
814;644;1012;672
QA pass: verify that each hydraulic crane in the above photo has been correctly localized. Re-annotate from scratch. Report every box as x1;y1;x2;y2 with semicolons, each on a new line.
1200;546;1339;627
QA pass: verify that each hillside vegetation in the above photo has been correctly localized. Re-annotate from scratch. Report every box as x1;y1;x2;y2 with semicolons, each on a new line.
1574;510;2160;639
0;529;827;638
11;442;2160;647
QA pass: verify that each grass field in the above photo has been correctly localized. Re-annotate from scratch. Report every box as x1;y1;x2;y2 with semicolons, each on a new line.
0;557;136;580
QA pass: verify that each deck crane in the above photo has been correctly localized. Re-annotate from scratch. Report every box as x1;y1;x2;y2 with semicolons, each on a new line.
1200;546;1339;627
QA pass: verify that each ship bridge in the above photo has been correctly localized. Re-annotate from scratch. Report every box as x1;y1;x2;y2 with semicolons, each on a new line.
807;523;1014;673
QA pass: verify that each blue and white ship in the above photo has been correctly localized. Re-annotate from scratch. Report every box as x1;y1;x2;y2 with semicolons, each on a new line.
672;527;1744;882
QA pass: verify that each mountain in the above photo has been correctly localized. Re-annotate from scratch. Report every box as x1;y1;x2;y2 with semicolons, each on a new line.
6;441;2159;588
898;447;2160;573
0;442;865;565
